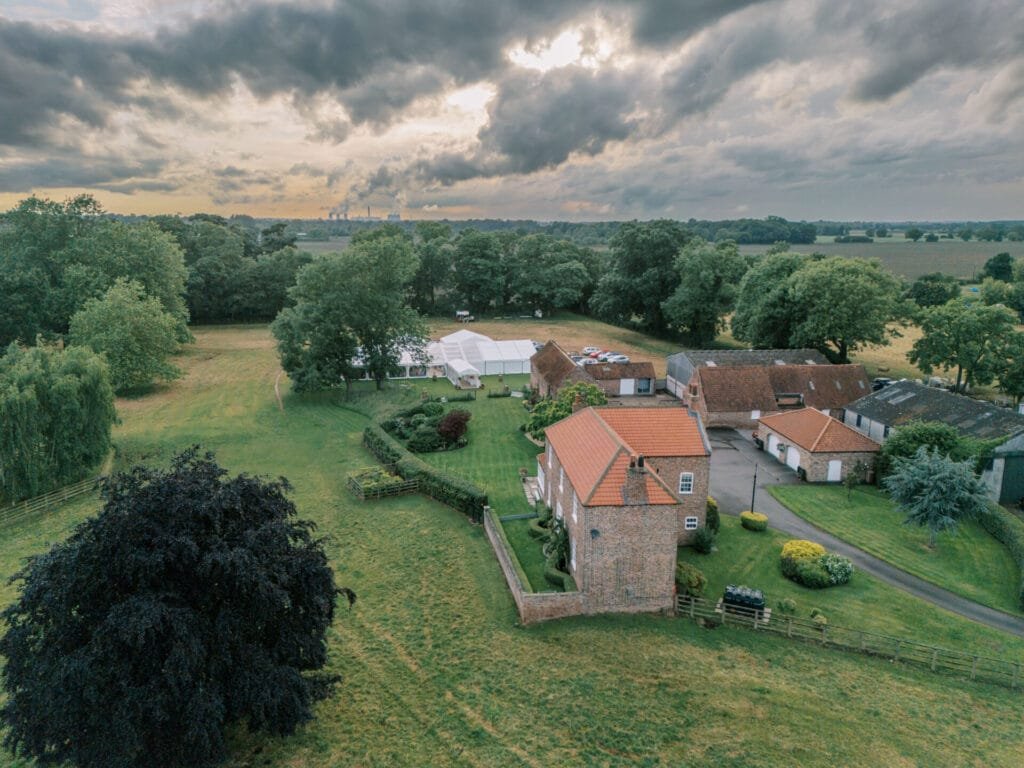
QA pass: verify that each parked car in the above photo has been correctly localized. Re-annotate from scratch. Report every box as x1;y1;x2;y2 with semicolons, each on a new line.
589;349;607;358
606;354;630;364
582;346;602;355
531;340;544;351
579;358;599;366
598;351;623;362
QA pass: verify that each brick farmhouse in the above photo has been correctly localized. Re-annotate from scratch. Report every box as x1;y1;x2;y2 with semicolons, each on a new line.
756;407;880;482
537;406;711;615
531;341;655;398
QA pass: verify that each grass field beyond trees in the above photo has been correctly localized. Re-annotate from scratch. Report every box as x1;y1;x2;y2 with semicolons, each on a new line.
769;485;1022;615
2;326;1023;767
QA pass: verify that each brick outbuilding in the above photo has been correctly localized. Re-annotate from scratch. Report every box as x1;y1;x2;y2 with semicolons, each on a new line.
756;407;879;482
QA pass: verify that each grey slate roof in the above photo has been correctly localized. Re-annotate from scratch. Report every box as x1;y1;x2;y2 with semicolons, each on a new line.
846;380;1024;441
666;348;829;384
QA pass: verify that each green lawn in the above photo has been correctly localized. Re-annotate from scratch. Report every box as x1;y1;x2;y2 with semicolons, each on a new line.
769;485;1022;616
499;517;550;592
678;516;1024;658
3;325;1024;768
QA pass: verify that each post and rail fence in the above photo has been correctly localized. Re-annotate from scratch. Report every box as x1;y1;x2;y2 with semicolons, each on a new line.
676;594;1022;690
0;476;103;528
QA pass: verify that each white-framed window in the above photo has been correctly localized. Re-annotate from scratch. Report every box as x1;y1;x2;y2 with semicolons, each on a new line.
572;495;578;524
556;501;563;520
684;516;699;531
751;409;761;420
559;467;564;492
570;538;577;572
678;472;694;494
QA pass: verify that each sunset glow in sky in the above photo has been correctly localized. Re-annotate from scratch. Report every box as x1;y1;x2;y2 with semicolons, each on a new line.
1;1;1023;220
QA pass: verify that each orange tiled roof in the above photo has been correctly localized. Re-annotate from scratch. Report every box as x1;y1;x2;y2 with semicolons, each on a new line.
758;408;880;453
545;407;709;507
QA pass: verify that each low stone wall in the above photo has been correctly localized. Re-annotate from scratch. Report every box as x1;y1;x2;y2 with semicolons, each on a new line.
484;509;588;624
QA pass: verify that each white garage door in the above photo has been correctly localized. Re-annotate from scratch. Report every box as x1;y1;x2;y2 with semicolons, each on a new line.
786;446;801;471
620;378;635;395
767;434;780;457
827;459;842;482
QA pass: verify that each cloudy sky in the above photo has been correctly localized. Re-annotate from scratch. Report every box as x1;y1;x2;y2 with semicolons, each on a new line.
1;0;1022;220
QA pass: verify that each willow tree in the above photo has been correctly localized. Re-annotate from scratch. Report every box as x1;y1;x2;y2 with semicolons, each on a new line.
0;343;115;501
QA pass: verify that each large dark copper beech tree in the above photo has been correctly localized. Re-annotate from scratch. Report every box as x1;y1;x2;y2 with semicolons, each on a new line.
1;448;348;768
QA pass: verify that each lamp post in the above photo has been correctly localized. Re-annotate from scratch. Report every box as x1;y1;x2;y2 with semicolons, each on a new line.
750;463;758;513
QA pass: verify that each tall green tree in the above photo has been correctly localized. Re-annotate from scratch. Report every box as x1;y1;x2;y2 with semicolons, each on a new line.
982;252;1015;282
0;448;341;768
69;279;182;394
0;343;115;501
997;331;1024;407
452;229;505;313
905;227;924;241
909;299;1017;392
507;235;594;315
410;221;454;313
589;220;691;335
661;239;749;346
907;272;960;308
273;236;426;392
786;257;903;363
883;446;990;548
0;196;189;344
731;252;809;348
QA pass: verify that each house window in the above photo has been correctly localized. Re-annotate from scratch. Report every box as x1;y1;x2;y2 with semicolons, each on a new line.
572;495;578;524
556;501;563;520
637;378;652;394
678;472;694;494
570;539;577;572
883;426;891;439
685;516;699;530
855;414;862;427
689;384;698;397
751;409;761;420
559;467;564;492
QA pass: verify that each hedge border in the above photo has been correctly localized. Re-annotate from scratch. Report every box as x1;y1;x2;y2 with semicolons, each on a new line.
978;504;1024;610
363;424;488;523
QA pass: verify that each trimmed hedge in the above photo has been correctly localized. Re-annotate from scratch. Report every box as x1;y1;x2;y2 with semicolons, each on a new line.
978;505;1024;610
363;425;488;522
692;525;715;554
740;511;768;531
543;561;575;591
781;539;853;589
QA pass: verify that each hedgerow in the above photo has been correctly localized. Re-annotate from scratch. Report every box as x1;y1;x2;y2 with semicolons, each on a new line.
362;425;488;522
977;505;1024;610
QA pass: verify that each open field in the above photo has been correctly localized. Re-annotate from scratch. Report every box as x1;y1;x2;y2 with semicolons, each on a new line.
769;485;1022;616
739;239;1020;281
3;325;1023;767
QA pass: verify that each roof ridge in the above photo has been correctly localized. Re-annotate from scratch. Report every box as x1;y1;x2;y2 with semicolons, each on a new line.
809;412;832;451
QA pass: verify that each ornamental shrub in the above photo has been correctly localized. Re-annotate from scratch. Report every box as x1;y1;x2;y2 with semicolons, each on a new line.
777;597;797;615
705;496;720;533
437;409;471;444
811;608;828;626
408;427;445;453
820;552;854;585
740;511;768;531
675;562;707;596
692;525;715;554
780;539;826;577
421;401;444;417
793;559;832;589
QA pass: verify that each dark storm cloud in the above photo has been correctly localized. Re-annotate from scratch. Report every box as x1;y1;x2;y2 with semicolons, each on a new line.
851;0;1024;101
0;154;166;192
631;0;775;47
413;65;638;184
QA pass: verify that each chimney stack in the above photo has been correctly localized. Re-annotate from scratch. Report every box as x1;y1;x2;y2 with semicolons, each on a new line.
572;391;586;413
622;455;648;505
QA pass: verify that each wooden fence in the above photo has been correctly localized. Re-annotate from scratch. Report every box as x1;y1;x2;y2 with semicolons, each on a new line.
0;476;102;527
346;467;419;501
676;594;1022;690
